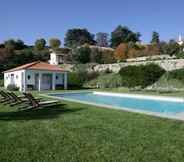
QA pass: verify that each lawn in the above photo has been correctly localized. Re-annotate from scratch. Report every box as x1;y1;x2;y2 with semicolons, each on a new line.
1;93;184;162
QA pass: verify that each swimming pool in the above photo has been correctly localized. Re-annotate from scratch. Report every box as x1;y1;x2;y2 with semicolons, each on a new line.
47;91;184;120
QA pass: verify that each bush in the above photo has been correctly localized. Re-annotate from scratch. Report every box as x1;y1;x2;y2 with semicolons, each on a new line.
85;73;123;88
75;46;91;63
68;72;84;88
7;84;19;91
176;52;184;59
68;71;99;88
119;64;165;88
168;69;184;82
0;79;4;87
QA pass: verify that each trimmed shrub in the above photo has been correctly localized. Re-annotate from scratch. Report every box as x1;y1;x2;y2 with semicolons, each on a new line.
119;63;165;88
7;84;19;91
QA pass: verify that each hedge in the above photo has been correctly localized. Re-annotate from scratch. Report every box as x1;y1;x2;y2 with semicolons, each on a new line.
119;63;165;88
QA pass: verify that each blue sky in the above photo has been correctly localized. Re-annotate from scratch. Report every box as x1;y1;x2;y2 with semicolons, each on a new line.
0;0;184;45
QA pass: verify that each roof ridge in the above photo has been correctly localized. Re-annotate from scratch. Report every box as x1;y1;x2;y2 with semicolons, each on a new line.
24;61;40;69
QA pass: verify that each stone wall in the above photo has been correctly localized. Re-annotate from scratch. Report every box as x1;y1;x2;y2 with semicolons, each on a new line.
63;59;184;73
93;59;184;73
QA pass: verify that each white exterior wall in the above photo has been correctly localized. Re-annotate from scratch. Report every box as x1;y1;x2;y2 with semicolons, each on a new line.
49;52;64;65
4;70;24;90
50;53;57;65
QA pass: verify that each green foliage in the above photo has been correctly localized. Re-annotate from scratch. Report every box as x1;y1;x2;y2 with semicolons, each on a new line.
49;38;61;49
68;70;99;88
85;73;123;88
68;72;84;88
0;79;4;87
75;46;91;63
119;64;165;88
0;49;49;78
111;25;140;48
151;31;160;44
159;40;182;56
4;39;25;51
176;52;184;59
35;38;46;50
90;48;103;63
151;73;184;90
7;84;19;91
4;39;16;51
64;28;96;48
168;69;184;82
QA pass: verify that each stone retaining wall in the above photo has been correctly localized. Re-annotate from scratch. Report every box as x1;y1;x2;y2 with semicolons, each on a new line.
62;59;184;73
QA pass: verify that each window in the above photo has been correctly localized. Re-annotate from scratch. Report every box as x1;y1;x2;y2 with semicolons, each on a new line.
56;76;58;80
27;75;31;80
16;75;18;79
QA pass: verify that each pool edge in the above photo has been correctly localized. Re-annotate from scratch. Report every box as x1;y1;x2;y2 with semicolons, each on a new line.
41;92;184;122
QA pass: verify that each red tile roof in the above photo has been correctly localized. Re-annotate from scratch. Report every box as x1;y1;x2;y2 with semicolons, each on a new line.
4;61;66;73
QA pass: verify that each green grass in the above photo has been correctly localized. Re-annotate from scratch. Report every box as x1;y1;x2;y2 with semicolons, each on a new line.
1;94;184;162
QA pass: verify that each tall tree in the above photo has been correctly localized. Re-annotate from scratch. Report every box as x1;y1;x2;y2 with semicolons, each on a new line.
16;39;25;50
75;46;91;63
35;38;46;50
96;32;109;47
151;31;160;44
4;39;16;51
49;38;61;49
167;39;180;56
64;28;96;48
114;43;129;61
111;25;140;48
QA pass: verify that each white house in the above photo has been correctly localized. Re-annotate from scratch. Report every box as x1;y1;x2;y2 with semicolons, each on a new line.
3;61;68;91
49;48;71;65
177;35;184;46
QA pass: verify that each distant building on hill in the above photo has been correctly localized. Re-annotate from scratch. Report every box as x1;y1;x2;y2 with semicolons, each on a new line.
49;48;71;65
177;35;184;45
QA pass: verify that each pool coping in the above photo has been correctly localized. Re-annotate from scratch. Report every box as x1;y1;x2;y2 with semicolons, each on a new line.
41;91;184;121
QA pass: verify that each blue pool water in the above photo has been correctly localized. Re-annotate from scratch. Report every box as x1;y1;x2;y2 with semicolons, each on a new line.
50;92;184;115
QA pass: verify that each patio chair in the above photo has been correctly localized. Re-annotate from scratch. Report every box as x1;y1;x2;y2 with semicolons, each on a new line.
23;93;60;109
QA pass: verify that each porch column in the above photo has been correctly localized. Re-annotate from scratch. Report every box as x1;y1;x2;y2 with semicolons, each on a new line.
52;73;56;90
64;72;67;90
24;71;27;92
38;73;42;91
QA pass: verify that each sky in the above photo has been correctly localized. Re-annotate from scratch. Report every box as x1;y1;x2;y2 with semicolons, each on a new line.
0;0;184;45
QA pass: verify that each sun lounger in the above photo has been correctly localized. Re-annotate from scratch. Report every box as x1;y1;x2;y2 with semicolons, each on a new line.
0;91;13;103
23;93;59;109
6;92;29;106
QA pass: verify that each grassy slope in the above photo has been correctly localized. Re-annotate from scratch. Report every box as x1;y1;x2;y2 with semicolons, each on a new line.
1;98;184;162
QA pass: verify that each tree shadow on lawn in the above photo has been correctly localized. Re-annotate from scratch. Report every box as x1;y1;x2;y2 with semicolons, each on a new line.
0;104;83;121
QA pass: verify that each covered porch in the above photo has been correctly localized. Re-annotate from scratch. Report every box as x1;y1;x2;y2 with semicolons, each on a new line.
22;70;68;92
